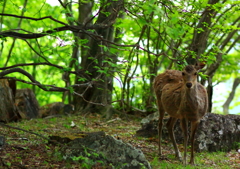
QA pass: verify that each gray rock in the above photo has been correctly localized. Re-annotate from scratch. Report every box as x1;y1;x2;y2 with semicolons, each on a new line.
61;131;151;169
0;135;5;147
136;112;240;152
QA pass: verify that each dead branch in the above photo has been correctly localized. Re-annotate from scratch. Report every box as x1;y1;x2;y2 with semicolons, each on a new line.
0;122;62;145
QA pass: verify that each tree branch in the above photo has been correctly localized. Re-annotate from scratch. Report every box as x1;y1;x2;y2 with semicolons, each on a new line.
0;68;105;106
0;68;76;92
0;62;77;75
0;26;70;39
222;77;240;114
4;0;28;67
0;13;69;26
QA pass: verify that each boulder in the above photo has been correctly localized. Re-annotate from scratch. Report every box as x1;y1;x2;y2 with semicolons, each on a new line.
39;102;74;118
0;135;5;148
61;131;151;169
136;112;240;152
15;88;39;119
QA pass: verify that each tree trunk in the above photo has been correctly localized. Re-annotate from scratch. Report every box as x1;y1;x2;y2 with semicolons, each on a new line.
207;76;213;113
73;0;123;114
187;0;219;63
0;79;20;122
185;0;219;112
222;77;240;114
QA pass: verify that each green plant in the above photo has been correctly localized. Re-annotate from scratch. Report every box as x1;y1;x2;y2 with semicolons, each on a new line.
6;162;11;167
233;142;240;150
72;156;94;169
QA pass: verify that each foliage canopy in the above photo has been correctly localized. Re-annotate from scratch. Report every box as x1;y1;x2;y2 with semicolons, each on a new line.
0;0;239;115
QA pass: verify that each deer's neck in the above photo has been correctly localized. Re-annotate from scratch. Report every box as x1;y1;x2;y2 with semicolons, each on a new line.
182;84;200;110
185;85;198;98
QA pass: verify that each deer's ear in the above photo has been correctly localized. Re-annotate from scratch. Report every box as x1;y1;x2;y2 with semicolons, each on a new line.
195;62;206;70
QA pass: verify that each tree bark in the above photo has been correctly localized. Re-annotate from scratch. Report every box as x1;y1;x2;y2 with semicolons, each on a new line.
207;77;213;113
73;0;123;114
187;0;219;64
222;77;240;114
0;79;20;122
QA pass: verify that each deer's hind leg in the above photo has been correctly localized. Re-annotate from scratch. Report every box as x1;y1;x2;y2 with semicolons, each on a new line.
166;117;182;161
158;104;165;156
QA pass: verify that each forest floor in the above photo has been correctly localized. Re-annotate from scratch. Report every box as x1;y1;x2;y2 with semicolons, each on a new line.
0;113;239;169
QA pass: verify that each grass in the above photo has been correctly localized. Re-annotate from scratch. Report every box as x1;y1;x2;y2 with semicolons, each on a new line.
150;152;234;169
0;113;239;168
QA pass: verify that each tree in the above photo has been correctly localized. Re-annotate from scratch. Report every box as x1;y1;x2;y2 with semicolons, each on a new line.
212;52;240;114
0;0;239;118
0;0;126;117
222;77;240;114
71;0;124;115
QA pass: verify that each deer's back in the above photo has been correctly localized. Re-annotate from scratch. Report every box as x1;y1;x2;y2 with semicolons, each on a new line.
161;82;183;118
153;70;182;97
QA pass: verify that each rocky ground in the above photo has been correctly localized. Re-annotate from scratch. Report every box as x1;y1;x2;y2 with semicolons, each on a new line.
0;113;239;168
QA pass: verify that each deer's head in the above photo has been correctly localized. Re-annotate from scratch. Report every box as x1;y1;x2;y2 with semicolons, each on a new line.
182;63;204;89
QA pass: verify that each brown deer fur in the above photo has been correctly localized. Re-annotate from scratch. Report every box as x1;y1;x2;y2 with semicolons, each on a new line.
153;64;208;165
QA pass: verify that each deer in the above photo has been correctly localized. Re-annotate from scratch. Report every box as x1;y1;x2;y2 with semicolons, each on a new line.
153;63;208;165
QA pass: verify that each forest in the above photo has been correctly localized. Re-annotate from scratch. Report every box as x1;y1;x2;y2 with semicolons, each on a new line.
0;0;239;168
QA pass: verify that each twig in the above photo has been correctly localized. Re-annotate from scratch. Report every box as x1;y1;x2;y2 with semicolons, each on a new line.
0;123;49;141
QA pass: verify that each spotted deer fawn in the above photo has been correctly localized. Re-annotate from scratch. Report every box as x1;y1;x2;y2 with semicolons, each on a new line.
153;63;208;165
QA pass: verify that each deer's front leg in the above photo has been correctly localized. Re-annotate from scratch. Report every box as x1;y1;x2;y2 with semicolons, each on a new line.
181;118;188;166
